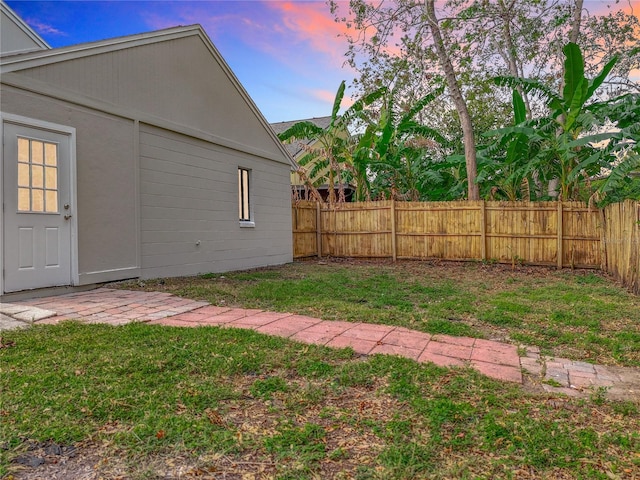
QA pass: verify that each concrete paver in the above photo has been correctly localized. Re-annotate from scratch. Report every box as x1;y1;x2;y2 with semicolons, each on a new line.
0;304;36;316
471;360;523;383
424;341;473;360
2;287;640;400
523;348;640;401
382;329;431;350
0;313;29;331
369;343;423;361
325;335;378;354
418;350;466;367
256;315;323;337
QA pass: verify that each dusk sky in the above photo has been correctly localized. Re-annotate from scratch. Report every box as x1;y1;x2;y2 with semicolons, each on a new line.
5;1;639;123
6;0;358;123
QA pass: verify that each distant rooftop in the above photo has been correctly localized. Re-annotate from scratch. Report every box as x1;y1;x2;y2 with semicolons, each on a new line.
270;116;333;158
270;115;333;134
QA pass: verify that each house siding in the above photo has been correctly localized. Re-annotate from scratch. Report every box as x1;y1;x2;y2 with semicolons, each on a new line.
139;124;292;279
1;22;293;294
14;35;286;161
0;8;46;55
0;84;139;284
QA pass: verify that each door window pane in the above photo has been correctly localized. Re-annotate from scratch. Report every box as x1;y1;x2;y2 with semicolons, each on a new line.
32;165;44;188
45;143;57;166
18;163;30;187
32;141;44;164
16;137;59;213
18;138;29;162
32;189;44;212
18;188;30;211
45;191;58;213
45;167;57;189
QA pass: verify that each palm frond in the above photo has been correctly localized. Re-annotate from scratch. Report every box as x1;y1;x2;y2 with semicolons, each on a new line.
278;122;325;142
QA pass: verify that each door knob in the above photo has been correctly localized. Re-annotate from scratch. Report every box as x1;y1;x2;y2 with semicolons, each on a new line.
64;214;72;220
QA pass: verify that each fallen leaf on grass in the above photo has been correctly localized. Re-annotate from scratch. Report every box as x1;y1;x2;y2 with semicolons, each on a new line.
206;408;226;426
0;337;16;349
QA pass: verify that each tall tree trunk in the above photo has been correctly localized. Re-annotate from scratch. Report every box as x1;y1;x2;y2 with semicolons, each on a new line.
569;0;583;43
497;0;532;118
425;0;480;200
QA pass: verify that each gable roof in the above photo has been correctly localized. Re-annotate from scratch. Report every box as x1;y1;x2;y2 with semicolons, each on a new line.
1;19;294;166
0;1;50;56
270;116;333;158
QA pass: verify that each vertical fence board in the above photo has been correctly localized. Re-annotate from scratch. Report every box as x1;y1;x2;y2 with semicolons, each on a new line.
557;202;563;269
602;200;639;294
291;200;319;258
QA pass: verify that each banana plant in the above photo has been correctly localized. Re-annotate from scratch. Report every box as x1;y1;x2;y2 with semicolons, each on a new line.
586;92;640;203
356;85;448;200
477;90;541;200
486;42;632;201
278;81;385;204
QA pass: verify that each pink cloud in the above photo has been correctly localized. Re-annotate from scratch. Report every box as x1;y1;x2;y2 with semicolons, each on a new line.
26;18;66;36
308;88;356;109
263;1;355;67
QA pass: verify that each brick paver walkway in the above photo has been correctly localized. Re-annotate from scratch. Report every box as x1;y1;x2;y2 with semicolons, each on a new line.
2;288;639;399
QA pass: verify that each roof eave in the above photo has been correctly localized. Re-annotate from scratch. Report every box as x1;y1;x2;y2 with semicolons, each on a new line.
0;1;50;52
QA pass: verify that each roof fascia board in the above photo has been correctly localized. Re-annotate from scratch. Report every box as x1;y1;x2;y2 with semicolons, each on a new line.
0;1;50;51
1;73;291;166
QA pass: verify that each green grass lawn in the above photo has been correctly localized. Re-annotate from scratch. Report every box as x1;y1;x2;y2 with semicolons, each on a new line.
3;260;640;478
1;322;639;479
126;259;640;367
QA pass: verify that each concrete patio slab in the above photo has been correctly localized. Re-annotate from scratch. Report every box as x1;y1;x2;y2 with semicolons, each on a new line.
0;314;29;330
11;307;56;322
0;304;34;315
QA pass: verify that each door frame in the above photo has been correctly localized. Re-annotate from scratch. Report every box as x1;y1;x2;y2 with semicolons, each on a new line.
0;112;79;294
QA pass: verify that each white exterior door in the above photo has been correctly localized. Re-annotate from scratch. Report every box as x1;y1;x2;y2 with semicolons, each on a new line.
2;121;73;292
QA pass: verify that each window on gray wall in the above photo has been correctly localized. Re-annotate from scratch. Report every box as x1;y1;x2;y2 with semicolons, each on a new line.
238;167;251;222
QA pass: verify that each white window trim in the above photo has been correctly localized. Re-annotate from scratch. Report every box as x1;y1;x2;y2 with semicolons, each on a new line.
238;167;254;227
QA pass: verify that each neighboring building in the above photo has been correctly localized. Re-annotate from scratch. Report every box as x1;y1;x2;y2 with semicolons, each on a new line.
0;1;293;295
271;116;355;202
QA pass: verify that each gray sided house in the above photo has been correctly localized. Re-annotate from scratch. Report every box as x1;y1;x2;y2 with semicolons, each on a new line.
0;2;293;296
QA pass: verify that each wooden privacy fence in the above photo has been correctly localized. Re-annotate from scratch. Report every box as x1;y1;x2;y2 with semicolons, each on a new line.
292;199;640;292
601;200;640;294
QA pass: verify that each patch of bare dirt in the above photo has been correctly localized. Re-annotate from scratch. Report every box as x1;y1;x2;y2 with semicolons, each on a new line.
5;441;125;480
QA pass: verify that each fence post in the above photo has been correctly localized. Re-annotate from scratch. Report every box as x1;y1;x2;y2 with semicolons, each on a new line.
316;202;322;258
557;201;563;269
391;200;397;261
599;206;607;271
480;200;487;261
